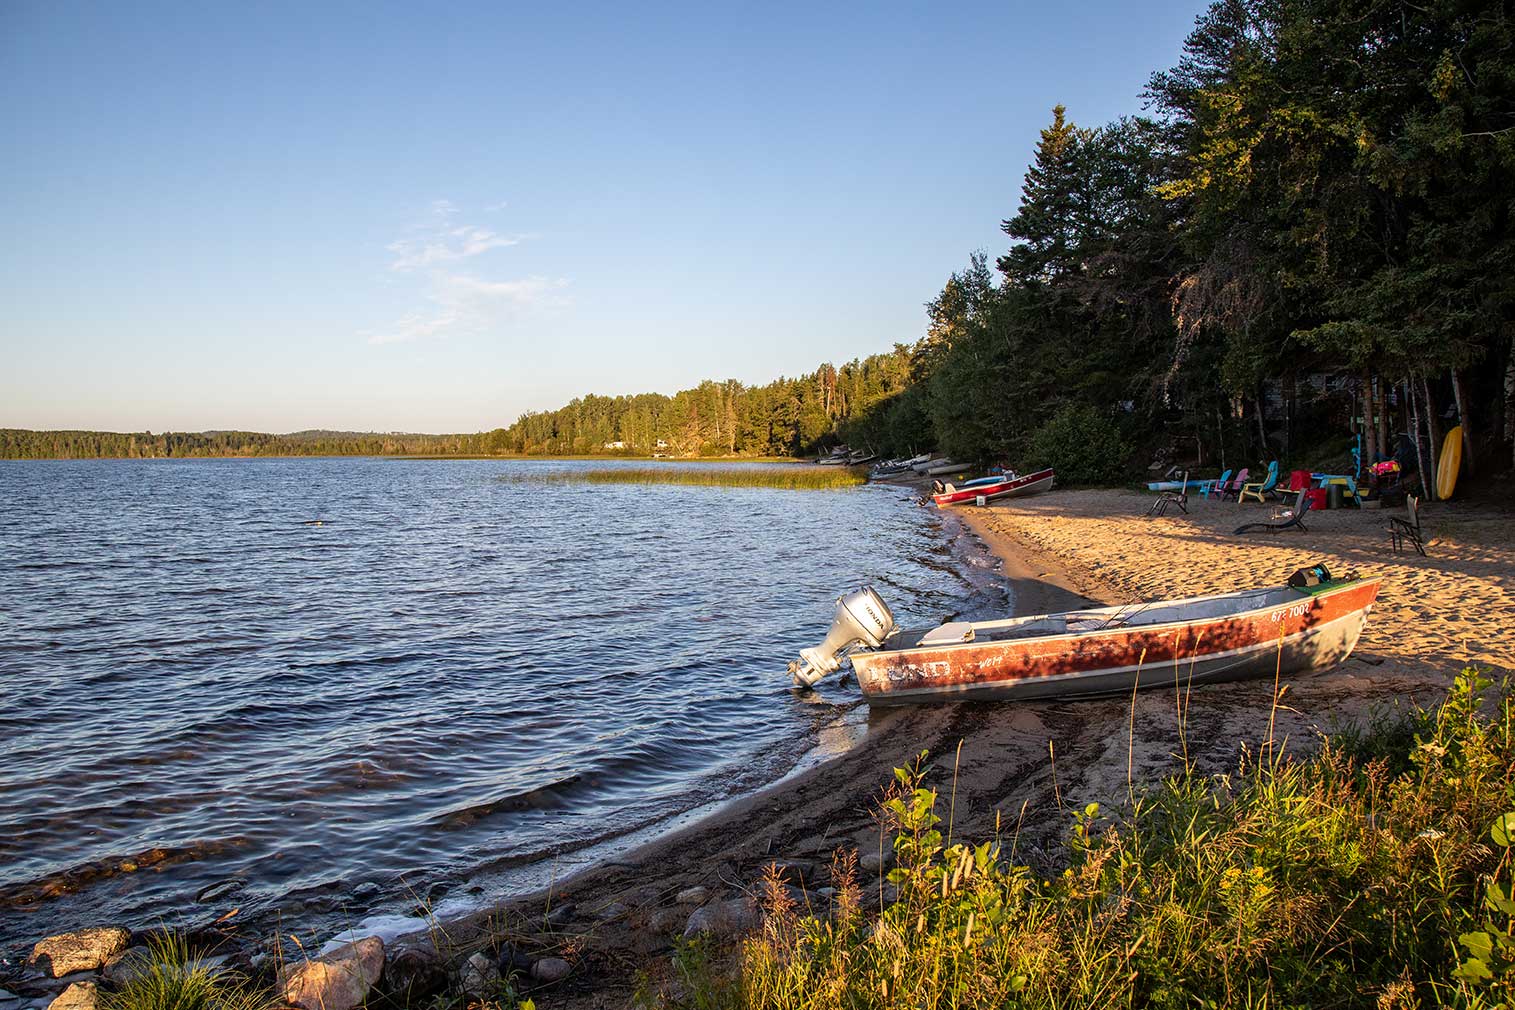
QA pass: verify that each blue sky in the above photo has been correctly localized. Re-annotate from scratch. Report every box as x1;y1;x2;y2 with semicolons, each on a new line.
1;1;1210;433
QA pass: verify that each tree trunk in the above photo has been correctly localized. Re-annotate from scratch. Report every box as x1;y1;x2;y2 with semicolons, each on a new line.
1421;374;1441;487
1409;379;1431;500
1375;375;1389;460
1361;373;1377;470
1255;392;1268;458
1450;368;1475;476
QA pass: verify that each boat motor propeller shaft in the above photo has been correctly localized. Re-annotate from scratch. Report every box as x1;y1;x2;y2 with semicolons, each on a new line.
789;587;895;688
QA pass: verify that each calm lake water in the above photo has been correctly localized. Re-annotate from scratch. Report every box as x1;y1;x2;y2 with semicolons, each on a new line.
0;458;1006;954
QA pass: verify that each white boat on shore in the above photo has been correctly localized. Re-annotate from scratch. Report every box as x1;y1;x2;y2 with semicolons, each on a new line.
787;571;1381;705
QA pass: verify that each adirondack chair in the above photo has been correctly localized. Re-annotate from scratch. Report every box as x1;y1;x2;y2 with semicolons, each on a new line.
1388;494;1426;556
1222;468;1250;497
1272;469;1313;502
1234;487;1311;534
1237;461;1280;504
1198;469;1232;498
1147;471;1189;517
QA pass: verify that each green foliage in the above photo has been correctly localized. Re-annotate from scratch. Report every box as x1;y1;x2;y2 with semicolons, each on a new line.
659;670;1515;1009
98;936;276;1010
1027;405;1130;484
514;465;867;490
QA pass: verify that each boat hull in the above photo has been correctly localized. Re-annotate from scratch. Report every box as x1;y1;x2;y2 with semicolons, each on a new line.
932;468;1055;507
851;579;1380;705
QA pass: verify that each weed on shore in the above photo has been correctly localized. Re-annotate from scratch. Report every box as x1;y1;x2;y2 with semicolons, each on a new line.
510;467;868;491
647;670;1515;1009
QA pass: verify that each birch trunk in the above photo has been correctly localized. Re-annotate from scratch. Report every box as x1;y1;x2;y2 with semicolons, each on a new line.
1361;374;1377;469
1421;374;1441;487
1409;379;1431;500
1450;368;1475;476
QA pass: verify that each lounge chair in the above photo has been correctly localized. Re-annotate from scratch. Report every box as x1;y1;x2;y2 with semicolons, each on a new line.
1388;495;1426;556
1198;469;1232;499
1146;471;1189;516
1234;488;1311;534
1237;461;1280;504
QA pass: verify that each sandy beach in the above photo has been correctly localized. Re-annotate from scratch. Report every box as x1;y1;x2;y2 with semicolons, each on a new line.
393;485;1513;1007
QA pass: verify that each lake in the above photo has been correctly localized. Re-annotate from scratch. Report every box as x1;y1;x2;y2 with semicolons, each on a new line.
0;458;1007;954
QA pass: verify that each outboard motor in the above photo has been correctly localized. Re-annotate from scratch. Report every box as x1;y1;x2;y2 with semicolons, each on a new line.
789;587;896;688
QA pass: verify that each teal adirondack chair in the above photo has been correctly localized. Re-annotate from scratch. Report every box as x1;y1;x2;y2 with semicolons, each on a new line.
1238;461;1280;503
1199;469;1233;498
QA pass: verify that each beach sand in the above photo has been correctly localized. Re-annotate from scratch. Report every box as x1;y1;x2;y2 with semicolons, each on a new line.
411;486;1514;1007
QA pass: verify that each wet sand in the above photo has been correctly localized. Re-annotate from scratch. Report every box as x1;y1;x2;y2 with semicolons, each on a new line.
404;485;1514;1007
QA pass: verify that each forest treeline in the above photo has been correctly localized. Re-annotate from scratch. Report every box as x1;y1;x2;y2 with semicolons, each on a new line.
8;0;1513;474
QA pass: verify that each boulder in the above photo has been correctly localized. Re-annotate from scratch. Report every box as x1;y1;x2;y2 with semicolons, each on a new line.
682;897;760;940
529;958;570;984
859;848;895;875
456;952;498;998
674;886;709;906
30;929;131;977
45;984;95;1010
382;945;446;1002
278;936;384;1010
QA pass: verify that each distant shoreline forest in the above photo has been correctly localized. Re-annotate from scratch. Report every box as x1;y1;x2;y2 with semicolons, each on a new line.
10;0;1514;475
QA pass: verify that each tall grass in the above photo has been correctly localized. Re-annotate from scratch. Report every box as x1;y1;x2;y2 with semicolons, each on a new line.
513;466;868;490
98;935;278;1010
654;670;1515;1009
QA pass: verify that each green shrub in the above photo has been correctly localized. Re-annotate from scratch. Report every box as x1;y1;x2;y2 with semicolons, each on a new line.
1026;405;1129;485
664;670;1514;1010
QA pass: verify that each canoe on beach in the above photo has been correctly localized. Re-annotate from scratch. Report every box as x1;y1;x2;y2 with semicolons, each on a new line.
789;573;1381;705
931;468;1055;507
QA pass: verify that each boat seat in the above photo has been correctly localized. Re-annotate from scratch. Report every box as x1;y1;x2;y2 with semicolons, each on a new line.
919;622;975;646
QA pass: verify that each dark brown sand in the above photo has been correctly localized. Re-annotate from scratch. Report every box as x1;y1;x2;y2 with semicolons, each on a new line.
408;485;1513;1007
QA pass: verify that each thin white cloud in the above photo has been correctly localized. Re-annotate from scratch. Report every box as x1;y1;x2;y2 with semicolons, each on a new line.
368;200;569;346
386;225;521;271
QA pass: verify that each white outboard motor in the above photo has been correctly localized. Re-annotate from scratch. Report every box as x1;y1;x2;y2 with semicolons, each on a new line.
789;587;896;688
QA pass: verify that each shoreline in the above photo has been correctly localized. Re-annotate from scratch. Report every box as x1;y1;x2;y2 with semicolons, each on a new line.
382;486;1509;1006
11;483;1510;1008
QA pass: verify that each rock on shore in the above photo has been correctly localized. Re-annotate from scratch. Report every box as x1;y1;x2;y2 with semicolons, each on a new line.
278;936;383;1010
29;929;130;978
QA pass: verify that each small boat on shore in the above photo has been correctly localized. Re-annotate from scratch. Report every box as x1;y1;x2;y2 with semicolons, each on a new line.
931;468;1055;507
787;570;1381;705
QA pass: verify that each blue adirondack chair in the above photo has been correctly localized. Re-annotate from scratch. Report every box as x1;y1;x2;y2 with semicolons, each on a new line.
1199;469;1233;499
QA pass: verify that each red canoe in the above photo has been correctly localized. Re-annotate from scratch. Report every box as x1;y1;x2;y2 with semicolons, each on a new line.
931;468;1055;508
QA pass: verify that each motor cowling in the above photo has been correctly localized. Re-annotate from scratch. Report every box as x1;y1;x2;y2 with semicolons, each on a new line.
789;587;896;688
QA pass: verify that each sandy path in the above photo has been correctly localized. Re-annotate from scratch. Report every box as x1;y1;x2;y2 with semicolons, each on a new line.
409;486;1514;1007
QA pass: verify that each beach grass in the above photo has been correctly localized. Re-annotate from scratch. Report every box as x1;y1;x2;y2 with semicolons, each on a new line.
99;934;279;1010
647;669;1515;1009
514;466;869;490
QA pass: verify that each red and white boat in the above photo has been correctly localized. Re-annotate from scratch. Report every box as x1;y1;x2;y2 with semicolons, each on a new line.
788;574;1381;705
931;468;1055;508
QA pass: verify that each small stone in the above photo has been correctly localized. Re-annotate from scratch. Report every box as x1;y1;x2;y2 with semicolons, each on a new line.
30;929;131;978
761;859;816;886
648;908;686;935
529;958;570;983
279;936;384;1010
496;944;533;975
816;887;837;899
594;900;628;921
543;902;576;927
45;985;95;1010
383;945;446;1002
674;886;709;906
859;849;895;874
683;897;760;940
457;952;498;998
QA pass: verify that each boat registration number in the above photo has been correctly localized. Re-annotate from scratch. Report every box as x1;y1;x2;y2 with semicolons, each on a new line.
1270;602;1311;623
